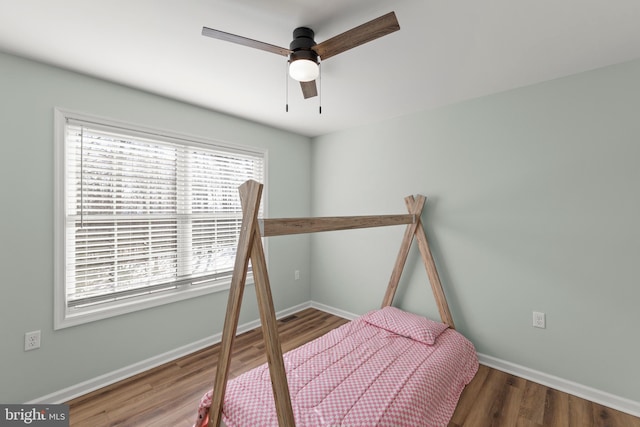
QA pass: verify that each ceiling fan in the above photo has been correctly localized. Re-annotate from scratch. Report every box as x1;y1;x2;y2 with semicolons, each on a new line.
202;11;400;100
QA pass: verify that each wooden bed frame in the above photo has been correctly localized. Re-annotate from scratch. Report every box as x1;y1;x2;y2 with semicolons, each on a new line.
207;179;454;427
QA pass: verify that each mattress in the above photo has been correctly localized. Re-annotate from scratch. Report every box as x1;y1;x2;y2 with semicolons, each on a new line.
195;307;478;427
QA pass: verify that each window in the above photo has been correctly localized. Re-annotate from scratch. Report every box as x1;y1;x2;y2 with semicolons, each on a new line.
54;109;265;328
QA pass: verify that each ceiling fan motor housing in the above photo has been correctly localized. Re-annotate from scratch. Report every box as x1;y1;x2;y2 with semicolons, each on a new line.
289;27;318;64
202;12;400;96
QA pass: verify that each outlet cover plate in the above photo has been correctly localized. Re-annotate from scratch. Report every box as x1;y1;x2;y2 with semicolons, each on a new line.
25;330;41;351
533;311;546;329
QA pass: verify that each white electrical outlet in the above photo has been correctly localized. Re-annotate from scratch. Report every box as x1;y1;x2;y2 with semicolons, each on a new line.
294;270;300;281
25;330;41;351
532;311;546;329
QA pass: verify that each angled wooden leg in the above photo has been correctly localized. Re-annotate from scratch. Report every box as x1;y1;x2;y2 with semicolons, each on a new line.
406;196;456;329
381;194;455;329
250;225;296;427
381;195;426;308
208;180;263;427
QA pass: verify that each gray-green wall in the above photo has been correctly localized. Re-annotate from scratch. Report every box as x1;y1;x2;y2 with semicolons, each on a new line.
311;58;640;404
0;51;312;403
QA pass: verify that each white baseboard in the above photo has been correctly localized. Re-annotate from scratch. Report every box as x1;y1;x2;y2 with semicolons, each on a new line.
477;353;640;418
309;301;359;320
30;300;640;419
28;301;312;404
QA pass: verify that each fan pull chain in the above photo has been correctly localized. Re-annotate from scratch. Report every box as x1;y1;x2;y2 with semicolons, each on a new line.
318;60;322;114
285;61;289;112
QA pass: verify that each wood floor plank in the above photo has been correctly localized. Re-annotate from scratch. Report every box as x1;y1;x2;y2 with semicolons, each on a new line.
515;418;543;427
66;309;640;427
568;394;594;427
452;368;510;427
493;376;525;426
449;364;491;425
519;380;548;425
592;401;640;427
542;388;570;427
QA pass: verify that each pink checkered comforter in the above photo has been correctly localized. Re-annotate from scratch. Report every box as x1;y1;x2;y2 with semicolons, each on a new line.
195;315;478;427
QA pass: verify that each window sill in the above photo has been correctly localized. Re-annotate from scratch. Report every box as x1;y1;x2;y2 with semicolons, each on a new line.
54;278;254;330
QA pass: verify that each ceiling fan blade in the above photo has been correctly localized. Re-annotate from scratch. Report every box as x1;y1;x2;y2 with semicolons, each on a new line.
300;80;318;99
312;12;400;61
202;27;291;57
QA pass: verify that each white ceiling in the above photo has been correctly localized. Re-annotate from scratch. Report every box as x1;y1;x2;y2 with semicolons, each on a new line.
1;0;640;137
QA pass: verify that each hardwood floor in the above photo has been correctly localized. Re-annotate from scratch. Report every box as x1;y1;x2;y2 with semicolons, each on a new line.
67;308;640;427
450;364;640;427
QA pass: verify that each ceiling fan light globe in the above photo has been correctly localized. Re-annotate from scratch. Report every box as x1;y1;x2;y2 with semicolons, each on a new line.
289;59;319;82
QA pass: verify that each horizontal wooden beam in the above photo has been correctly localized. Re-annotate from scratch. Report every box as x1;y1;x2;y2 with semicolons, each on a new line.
260;214;415;237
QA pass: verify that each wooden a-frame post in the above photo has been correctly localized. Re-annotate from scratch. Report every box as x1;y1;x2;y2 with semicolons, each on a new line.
208;180;295;427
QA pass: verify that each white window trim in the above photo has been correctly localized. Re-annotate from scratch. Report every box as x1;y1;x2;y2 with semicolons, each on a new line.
53;108;268;329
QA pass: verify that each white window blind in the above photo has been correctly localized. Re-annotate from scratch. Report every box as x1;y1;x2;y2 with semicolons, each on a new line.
57;112;264;325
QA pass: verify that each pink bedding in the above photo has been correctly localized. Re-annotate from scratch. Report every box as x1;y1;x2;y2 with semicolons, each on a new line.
195;308;478;427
